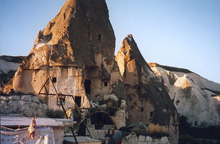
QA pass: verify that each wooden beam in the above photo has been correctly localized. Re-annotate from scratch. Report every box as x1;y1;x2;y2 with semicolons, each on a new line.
38;93;73;97
48;76;78;144
37;77;49;95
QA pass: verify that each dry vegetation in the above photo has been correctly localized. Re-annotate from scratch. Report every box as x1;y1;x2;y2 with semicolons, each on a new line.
134;123;169;138
147;123;168;135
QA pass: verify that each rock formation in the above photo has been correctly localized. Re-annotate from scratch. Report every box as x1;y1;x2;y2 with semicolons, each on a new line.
7;0;117;95
115;35;179;142
2;0;182;143
149;63;220;127
0;56;24;85
3;0;126;140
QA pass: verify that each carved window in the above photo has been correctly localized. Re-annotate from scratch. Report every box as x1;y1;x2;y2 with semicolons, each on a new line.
75;96;81;107
98;34;102;40
57;95;65;105
195;121;198;126
84;79;91;95
150;111;153;117
52;77;57;83
104;81;108;86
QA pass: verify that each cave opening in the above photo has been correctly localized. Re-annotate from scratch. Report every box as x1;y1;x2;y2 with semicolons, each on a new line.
84;79;91;95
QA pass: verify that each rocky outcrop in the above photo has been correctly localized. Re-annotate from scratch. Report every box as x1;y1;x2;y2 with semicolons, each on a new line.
3;0;126;137
149;63;220;127
7;0;116;95
0;55;24;92
115;35;179;143
21;0;115;69
116;34;178;125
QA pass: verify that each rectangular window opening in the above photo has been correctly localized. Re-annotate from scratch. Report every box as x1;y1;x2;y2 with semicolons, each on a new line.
98;34;102;40
52;77;57;83
104;81;108;86
84;79;91;95
75;96;81;107
57;95;65;105
150;111;153;117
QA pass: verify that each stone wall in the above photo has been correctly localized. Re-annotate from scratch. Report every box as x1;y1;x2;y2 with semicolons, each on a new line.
122;132;170;144
0;95;47;117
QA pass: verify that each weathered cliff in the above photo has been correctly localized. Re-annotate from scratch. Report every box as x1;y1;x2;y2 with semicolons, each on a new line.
115;34;179;126
7;0;116;94
21;0;115;69
149;63;220;127
0;56;24;93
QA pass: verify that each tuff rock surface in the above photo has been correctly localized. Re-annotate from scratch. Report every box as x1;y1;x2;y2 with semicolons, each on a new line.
1;1;181;142
3;0;127;135
6;0;117;95
149;63;220;127
22;0;115;69
115;34;179;126
0;55;24;93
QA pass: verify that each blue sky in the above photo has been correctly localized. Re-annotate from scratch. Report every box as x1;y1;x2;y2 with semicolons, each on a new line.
0;0;220;84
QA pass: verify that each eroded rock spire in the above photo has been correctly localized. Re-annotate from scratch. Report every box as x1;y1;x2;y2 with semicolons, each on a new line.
116;35;179;140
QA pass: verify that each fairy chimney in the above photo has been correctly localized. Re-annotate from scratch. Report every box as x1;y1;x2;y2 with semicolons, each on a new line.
8;0;118;95
115;34;179;142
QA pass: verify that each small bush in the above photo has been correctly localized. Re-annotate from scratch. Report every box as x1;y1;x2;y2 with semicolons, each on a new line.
45;109;65;118
134;123;169;138
66;108;82;122
147;123;168;137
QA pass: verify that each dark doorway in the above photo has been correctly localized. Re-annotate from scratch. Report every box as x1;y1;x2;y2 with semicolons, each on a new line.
75;96;81;107
84;79;91;95
91;112;114;129
104;81;108;86
78;120;87;136
98;34;102;40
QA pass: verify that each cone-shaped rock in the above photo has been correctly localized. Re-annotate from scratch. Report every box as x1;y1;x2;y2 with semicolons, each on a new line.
7;0;118;94
116;34;179;140
21;0;115;69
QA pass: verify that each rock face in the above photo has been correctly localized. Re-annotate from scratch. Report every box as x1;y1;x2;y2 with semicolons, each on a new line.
149;63;220;127
7;0;116;95
115;35;179;142
0;55;24;93
2;1;185;142
4;0;126;139
22;0;115;69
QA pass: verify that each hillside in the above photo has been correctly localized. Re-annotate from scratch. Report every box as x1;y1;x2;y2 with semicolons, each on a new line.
149;63;220;127
0;56;24;91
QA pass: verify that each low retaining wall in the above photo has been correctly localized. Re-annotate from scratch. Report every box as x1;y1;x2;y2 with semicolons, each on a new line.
122;132;170;144
0;95;47;117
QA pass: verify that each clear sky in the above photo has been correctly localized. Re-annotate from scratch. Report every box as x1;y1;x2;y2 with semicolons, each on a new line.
0;0;220;84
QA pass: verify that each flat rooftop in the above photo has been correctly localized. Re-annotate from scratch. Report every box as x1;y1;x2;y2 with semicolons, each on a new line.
1;116;75;127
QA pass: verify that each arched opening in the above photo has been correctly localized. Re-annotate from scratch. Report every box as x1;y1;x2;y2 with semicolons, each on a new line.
78;112;116;139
